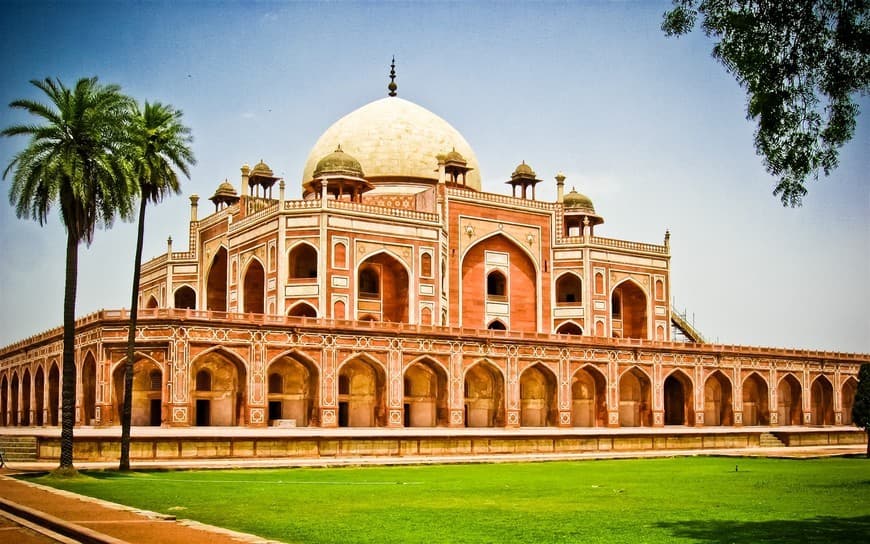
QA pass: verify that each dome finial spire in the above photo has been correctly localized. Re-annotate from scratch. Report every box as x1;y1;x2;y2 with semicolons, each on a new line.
388;56;397;97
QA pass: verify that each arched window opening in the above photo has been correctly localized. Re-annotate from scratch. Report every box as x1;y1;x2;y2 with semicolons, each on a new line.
611;292;622;319
486;271;506;298
146;296;159;309
777;374;802;425
594;272;604;294
206;247;228;312
488;320;506;331
149;370;162;391
359;267;379;298
288;302;317;318
268;373;283;394
196;370;212;391
556;322;582;335
556;274;582;304
611;281;648;339
243;260;265;314
655;279;664;301
421;253;432;277
174;286;196;309
289;244;318;279
333;242;347;268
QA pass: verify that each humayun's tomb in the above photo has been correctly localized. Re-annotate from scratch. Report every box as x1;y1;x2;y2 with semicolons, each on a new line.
0;73;867;461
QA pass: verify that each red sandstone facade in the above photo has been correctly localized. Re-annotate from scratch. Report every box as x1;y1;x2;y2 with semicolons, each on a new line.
0;95;866;431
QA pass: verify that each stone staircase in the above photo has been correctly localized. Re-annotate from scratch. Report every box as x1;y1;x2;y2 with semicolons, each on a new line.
759;432;786;448
0;435;38;463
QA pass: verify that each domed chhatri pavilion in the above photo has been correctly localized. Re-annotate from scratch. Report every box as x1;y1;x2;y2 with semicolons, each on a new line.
0;67;866;460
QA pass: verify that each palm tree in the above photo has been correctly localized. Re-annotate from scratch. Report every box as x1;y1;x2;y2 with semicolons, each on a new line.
119;101;195;470
2;77;134;474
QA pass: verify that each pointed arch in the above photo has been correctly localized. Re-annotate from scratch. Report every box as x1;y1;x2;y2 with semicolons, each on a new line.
10;372;19;426
21;368;31;426
742;372;769;425
571;365;607;427
356;250;410;323
663;369;694;426
611;278;648;339
555;272;582;305
811;375;834;425
112;355;163;427
48;362;59;426
404;356;449;427
288;241;318;279
487;319;507;331
519;363;557;427
288;301;318;318
145;295;159;309
464;360;505;427
266;351;320;426
555;321;583;335
0;375;7;426
206;246;228;312
174;285;196;309
337;354;387;427
242;257;265;314
461;233;538;332
842;377;858;425
777;373;803;425
704;370;733;426
80;352;97;425
190;348;248;426
34;365;45;426
618;366;652;427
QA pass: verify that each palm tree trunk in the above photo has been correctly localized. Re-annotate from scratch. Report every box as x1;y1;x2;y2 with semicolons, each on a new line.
59;230;78;472
120;196;148;471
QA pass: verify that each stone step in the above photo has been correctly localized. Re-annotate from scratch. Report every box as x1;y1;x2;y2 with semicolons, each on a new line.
0;436;38;462
759;432;786;448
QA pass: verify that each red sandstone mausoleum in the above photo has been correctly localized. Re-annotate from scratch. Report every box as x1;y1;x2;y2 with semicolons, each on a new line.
1;81;867;455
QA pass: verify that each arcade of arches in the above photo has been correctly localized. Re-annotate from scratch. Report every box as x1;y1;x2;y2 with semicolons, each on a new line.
0;335;863;429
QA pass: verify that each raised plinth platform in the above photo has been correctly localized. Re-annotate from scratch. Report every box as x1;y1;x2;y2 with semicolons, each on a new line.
1;426;865;463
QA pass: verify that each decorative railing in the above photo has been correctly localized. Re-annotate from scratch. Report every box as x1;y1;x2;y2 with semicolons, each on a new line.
284;199;323;211
447;187;556;212
326;199;440;223
558;235;668;255
2;308;867;363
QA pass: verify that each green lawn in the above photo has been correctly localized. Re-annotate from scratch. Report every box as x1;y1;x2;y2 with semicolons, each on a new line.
30;457;870;543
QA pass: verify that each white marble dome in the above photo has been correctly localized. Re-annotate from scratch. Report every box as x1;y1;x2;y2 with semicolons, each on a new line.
302;97;481;190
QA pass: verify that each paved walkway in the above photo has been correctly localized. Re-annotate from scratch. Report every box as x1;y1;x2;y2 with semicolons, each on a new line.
0;444;864;543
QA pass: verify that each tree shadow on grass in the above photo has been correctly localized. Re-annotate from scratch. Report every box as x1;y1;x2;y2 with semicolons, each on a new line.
656;516;870;543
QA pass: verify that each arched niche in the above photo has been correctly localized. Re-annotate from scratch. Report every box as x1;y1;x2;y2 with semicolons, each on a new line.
337;357;386;427
206;247;228;312
190;350;247;426
403;359;448;427
113;358;163;427
777;374;803;426
464;362;505;427
704;371;733;426
267;354;319;426
519;364;557;427
663;370;694;426
618;367;652;427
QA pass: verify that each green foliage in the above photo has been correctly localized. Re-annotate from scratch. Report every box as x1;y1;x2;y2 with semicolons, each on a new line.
853;363;870;430
662;0;870;206
34;457;870;544
2;77;136;470
119;100;195;470
2;77;136;242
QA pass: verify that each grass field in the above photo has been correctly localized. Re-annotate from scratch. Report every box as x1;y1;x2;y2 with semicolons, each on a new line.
31;457;870;543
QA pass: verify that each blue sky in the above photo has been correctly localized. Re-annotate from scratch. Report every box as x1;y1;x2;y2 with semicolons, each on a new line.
0;1;867;352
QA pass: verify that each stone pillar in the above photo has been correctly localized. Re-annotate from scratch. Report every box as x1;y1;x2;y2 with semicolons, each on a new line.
319;342;338;428
167;335;191;426
555;172;565;203
505;356;520;428
448;349;464;428
387;342;403;428
240;164;251;197
189;194;199;222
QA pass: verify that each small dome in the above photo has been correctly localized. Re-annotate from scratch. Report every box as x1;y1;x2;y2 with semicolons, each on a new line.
511;161;537;180
212;180;237;198
563;188;595;213
313;145;365;178
251;160;273;177
444;148;466;163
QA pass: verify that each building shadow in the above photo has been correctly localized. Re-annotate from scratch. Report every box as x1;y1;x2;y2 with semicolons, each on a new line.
655;515;870;543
